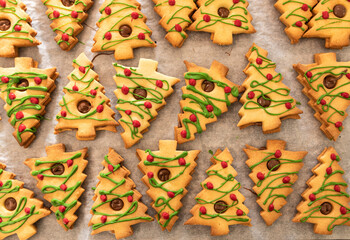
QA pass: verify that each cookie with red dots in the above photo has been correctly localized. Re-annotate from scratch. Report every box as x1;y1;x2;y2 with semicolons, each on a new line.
175;60;243;144
0;0;41;57
294;52;350;141
54;53;118;140
244;140;307;226
185;148;251;236
274;0;318;44
92;0;156;60
152;0;197;47
25;143;88;231
293;147;350;235
304;0;350;49
0;162;50;240
237;43;303;134
188;0;255;45
0;57;57;148
114;58;179;148
89;148;153;239
137;140;200;231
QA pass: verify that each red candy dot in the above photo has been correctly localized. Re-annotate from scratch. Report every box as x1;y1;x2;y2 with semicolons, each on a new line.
203;14;211;22
37;174;44;180
144;101;152;109
34;77;42;84
295;21;302;27
105;7;111;15
90;89;97;96
53;10;60;18
61;111;67;117
71;11;78;18
347;73;350;79
0;0;6;8
178;157;186;166
331;153;337;160
234;19;242;27
147;155;154;162
0;181;2;187
236;209;243;216
248;91;255;99
147;172;154;178
301;4;308;11
72;85;79;91
63;218;69;225
175;24;182;32
0;217;2;223
59;206;66;213
334;185;341;192
124;68;131;76
79;66;85;73
108;164;114;172
257;172;265;180
60;184;67;191
1;76;8;83
127;195;133;202
341;92;349;98
326;167;332;175
62;33;69;42
167;191;175;198
320;99;326;105
131;12;139;19
125;110;132;115
309;193;316;201
230;194;237;201
189;114;197;122
269;204;274;211
340;206;347;215
306;71;312;78
168;0;175;5
206;105;214;112
275;150;282;158
180;130;187;138
335;121;342;128
101;215;107;223
156;80;163;88
18;124;26;132
16;111;24;119
283;176;291;183
105;32;112;40
97;105;104;113
322;11;329;19
285;102;292;109
9;93;16;100
221;161;228;168
132;120;141;128
121;85;129;95
224;86;232;93
189;79;196;86
233;0;240;3
200;206;207;214
67;159;73;167
100;195;107;202
138;32;145;40
256;58;263;65
14;25;21;31
266;73;273;80
25;207;30;214
206;182;214;189
162;212;169;219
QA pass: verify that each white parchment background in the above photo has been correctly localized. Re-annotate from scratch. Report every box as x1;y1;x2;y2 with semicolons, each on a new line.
0;0;350;239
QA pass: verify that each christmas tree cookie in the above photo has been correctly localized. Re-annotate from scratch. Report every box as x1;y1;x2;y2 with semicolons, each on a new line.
0;57;58;148
152;0;197;47
294;52;350;141
188;0;255;45
114;58;180;148
245;140;307;225
55;53;118;140
25;143;88;230
0;0;41;57
42;0;94;51
293;147;350;234
237;44;303;134
274;0;318;44
185;148;251;236
92;0;156;60
137;140;200;231
304;0;350;49
0;163;50;240
89;148;153;239
175;60;243;144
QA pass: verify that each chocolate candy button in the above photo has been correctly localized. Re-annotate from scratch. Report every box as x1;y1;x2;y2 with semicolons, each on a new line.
110;198;124;211
214;200;228;213
133;88;147;100
158;168;171;182
320;202;333;215
218;7;230;18
119;25;132;38
0;19;11;31
51;163;65;175
323;75;338;89
267;159;281;171
61;0;75;7
77;100;92;114
16;79;29;91
257;95;271;108
201;80;215;92
333;4;346;18
5;197;17;211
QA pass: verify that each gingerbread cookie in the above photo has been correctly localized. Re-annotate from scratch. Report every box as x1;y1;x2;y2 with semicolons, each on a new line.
0;57;57;148
175;60;243;144
89;148;153;239
245;140;307;226
185;148;251;236
293;147;350;234
25;143;88;230
0;0;41;57
42;0;94;51
114;58;180;148
274;0;318;44
55;53;118;140
92;0;156;60
238;44;303;134
0;163;50;240
188;0;255;45
294;52;350;141
152;0;197;47
304;0;350;49
137;140;200;231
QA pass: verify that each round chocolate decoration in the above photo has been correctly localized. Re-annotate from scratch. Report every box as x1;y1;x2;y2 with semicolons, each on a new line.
61;0;75;7
257;95;271;108
16;79;29;91
333;4;346;18
201;80;215;92
5;197;17;211
214;200;228;213
323;75;338;89
158;168;171;182
267;159;281;171
77;100;92;114
110;198;124;211
218;7;230;18
133;88;147;100
0;19;11;31
119;25;132;38
51;163;65;175
320;202;333;215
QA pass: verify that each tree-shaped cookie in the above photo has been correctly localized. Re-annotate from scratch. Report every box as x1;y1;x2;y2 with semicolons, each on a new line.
0;163;50;240
245;140;307;225
89;148;153;239
0;57;58;148
92;0;156;60
42;0;94;51
303;0;350;49
25;143;88;230
237;44;303;134
294;52;350;141
55;53;118;140
188;0;255;45
152;0;197;47
293;147;350;234
137;140;200;231
185;148;251;236
114;58;180;148
175;60;243;144
274;0;318;44
0;0;41;57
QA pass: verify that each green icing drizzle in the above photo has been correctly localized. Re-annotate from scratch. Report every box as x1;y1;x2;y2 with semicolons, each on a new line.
314;1;350;32
282;0;314;31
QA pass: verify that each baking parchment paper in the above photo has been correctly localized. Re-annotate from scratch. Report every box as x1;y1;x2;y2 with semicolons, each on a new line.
1;0;350;239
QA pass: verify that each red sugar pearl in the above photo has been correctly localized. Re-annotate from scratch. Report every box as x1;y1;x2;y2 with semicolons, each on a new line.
256;58;263;65
230;194;237;201
34;77;42;84
16;111;24;119
257;172;265;180
101;215;107;223
0;0;6;8
59;206;66;213
340;206;347;215
18;124;26;132
97;105;104;113
335;121;342;128
63;218;69;225
122;85;129;95
138;33;145;40
127;195;133;202
105;7;111;15
206;105;213;112
236;209;243;216
132;120;141;128
180;130;187;138
90;89;97;96
295;21;303;27
9;93;16;100
156;80;163;88
285;102;292;109
175;24;182;32
334;185;341;192
269;204;274;211
206;182;214;189
62;33;69;42
331;153;337;160
178;157;186;166
1;76;9;83
79;66;85;73
309;194;316;201
221;161;228;168
131;12;139;19
147;172;154;178
200;206;207;214
167;191;175;198
234;19;242;27
248;91;255;99
124;68;131;76
233;0;240;3
326;167;332;175
105;32;112;40
224;86;232;93
53;10;60;18
0;181;2;187
322;11;329;19
162;212;169;219
61;111;67;117
341;92;349;98
203;14;211;22
144;101;152;109
283;176;291;183
108;164;114;172
306;71;312;78
347;73;350;79
275;150;282;158
72;85;79;91
125;110;132;115
189;79;196;86
67;159;73;167
37;174;44;180
147;155;154;162
71;11;78;18
25;207;30;214
100;195;107;202
301;4;308;11
320;99;326;105
60;184;67;191
0;217;2;223
168;0;175;6
266;73;273;80
14;25;21;31
189;114;197;122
